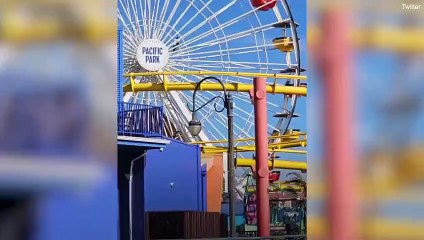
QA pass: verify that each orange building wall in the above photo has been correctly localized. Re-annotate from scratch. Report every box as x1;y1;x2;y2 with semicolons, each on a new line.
203;154;224;213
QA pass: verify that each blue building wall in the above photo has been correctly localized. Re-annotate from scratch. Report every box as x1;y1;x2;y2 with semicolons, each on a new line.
144;139;206;212
35;167;118;240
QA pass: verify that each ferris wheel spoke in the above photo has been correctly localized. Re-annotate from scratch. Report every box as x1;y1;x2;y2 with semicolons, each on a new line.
128;0;143;39
248;18;263;70
161;1;195;42
171;64;281;72
181;65;256;70
145;0;151;35
161;103;177;137
118;9;142;43
123;44;136;54
166;0;238;48
272;4;284;22
139;0;148;37
233;93;280;109
152;91;159;106
168;65;281;86
168;60;287;74
154;0;171;38
173;23;275;57
120;2;139;39
157;0;182;40
168;2;268;50
167;65;243;84
141;0;148;37
121;28;139;47
179;3;229;67
163;0;213;46
118;2;136;32
123;42;137;54
194;94;236;137
231;93;280;117
150;0;161;38
161;95;191;140
174;59;288;68
170;43;275;59
135;0;146;37
166;62;188;70
165;67;196;82
194;23;274;49
236;109;255;146
169;62;262;71
170;43;276;60
163;93;190;124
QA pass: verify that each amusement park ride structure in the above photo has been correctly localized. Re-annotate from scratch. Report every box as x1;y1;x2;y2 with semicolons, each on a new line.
118;0;307;237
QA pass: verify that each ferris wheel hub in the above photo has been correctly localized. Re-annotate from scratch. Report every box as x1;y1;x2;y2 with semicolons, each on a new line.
136;39;169;72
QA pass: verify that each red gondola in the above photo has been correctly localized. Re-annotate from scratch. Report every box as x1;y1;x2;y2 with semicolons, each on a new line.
251;0;277;11
269;171;281;183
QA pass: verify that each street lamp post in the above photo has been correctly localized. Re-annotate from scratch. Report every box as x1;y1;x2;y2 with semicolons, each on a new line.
188;77;236;237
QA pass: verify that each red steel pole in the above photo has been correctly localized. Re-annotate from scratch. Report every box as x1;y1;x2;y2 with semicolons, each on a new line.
253;77;270;236
322;9;359;240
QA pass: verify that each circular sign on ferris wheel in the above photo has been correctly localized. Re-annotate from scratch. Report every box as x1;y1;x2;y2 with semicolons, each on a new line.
136;39;169;71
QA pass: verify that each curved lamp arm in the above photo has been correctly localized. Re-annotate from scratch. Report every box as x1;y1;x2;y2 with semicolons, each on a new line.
188;76;228;137
191;76;228;115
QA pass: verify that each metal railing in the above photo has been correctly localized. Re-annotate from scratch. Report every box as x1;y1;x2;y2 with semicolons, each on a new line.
117;102;164;137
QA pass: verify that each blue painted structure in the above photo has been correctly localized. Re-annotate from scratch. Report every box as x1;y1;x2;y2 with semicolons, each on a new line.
145;138;207;212
118;102;164;137
35;168;118;240
117;27;123;103
118;137;207;240
118;137;169;240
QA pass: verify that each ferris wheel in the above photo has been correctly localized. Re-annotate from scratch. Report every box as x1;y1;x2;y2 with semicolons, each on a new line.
118;0;305;145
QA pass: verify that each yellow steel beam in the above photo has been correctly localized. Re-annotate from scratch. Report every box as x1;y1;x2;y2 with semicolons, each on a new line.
124;71;307;80
308;217;424;239
123;78;307;96
193;132;306;145
202;148;307;154
236;158;307;171
272;149;307;154
0;5;116;43
246;182;305;193
203;149;307;154
200;140;307;154
201;140;306;151
310;25;424;53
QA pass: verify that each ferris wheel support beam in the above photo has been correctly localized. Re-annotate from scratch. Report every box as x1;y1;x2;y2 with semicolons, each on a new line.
200;139;307;154
236;158;307;171
322;9;358;240
202;148;307;154
193;132;306;145
123;78;307;96
253;77;270;236
125;71;307;80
